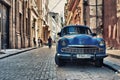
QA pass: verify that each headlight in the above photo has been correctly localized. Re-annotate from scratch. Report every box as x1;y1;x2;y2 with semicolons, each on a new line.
99;40;105;46
60;39;67;46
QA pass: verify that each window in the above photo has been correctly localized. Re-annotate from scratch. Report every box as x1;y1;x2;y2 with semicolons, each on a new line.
62;26;92;36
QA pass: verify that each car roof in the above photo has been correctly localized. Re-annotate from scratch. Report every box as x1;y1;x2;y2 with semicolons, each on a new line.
63;25;89;29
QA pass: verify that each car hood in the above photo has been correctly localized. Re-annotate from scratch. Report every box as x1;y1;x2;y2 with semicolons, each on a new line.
62;34;98;45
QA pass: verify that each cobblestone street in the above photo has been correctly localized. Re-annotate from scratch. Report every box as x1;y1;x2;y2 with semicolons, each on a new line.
0;46;120;80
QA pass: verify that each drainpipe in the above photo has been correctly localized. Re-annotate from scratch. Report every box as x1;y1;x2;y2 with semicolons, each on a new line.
83;0;88;25
0;12;1;52
96;0;98;33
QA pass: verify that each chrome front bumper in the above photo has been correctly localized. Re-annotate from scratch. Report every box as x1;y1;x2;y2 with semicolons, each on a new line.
56;53;107;60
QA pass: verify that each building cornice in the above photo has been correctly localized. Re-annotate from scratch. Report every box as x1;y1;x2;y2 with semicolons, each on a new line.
0;0;11;7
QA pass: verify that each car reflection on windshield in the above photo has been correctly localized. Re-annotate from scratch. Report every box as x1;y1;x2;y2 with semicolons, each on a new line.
62;26;91;36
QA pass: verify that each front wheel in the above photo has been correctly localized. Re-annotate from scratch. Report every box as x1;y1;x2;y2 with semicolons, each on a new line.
55;54;65;67
95;59;103;67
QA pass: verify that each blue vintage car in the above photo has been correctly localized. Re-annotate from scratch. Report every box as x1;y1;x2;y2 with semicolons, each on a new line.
55;25;107;67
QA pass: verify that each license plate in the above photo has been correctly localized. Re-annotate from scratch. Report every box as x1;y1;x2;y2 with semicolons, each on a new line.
77;54;91;58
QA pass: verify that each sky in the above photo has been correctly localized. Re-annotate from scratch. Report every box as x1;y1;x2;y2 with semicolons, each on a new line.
48;0;67;16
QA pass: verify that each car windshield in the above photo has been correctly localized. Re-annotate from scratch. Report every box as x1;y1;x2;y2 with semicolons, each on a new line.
62;26;92;36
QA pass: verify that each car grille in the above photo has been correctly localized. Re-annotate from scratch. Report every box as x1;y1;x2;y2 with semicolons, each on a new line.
61;46;102;54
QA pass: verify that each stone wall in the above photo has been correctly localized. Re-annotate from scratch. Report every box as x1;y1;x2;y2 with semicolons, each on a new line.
103;0;120;49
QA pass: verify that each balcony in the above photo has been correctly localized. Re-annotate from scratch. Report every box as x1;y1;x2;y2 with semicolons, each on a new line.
31;0;39;17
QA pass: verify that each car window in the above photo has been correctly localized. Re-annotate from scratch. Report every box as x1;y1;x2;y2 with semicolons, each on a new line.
62;26;91;36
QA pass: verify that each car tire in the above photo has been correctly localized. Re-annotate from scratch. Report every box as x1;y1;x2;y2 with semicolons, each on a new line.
95;59;103;67
55;54;65;67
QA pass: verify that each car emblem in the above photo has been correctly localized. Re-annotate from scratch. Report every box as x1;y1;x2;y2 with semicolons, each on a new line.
62;40;66;46
79;40;85;44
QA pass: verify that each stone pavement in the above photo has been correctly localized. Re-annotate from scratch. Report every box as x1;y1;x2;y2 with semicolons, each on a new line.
0;46;120;74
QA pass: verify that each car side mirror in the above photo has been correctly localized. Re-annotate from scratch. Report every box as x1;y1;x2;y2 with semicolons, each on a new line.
91;33;97;36
57;32;61;37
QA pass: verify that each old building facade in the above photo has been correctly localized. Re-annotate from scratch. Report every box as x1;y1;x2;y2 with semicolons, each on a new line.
48;12;62;42
64;0;103;33
37;0;42;41
29;0;39;47
85;0;103;35
41;0;49;44
64;0;120;49
0;0;41;49
64;0;84;25
103;0;120;49
0;0;51;49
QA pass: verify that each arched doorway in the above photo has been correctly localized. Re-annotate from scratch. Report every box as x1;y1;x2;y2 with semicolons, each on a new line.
0;3;9;49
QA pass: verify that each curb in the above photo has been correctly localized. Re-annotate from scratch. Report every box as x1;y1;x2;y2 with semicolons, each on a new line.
0;48;37;59
0;52;6;54
103;63;120;73
107;53;120;59
104;61;120;73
